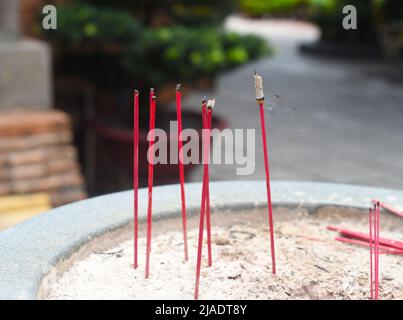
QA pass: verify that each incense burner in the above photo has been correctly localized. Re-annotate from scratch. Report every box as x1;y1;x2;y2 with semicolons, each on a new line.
1;181;403;299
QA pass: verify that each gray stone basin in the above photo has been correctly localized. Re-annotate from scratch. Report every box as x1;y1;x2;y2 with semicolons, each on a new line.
1;180;403;299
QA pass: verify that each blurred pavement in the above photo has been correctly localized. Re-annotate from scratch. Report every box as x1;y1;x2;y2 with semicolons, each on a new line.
183;16;403;190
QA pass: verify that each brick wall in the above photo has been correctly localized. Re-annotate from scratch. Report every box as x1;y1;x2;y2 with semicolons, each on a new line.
0;110;86;207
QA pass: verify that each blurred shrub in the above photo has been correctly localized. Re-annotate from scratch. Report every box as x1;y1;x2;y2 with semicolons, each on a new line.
54;3;141;43
161;0;237;26
91;0;236;27
239;0;312;17
43;3;270;90
123;28;270;86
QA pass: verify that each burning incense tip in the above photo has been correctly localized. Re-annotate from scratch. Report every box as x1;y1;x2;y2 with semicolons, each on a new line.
254;71;264;102
176;83;182;91
206;98;215;110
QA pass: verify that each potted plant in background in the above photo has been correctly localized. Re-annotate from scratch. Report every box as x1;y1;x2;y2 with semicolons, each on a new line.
40;1;270;195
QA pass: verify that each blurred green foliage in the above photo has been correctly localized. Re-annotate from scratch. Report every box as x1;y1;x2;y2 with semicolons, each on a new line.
239;0;311;17
93;0;236;27
123;28;269;86
53;3;141;43
241;0;401;43
43;3;270;90
239;0;402;29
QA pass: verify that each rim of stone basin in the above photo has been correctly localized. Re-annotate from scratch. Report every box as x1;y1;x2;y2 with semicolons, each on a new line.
1;180;403;300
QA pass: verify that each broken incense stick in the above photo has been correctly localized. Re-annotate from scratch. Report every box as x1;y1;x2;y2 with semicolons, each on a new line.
176;84;189;261
335;236;403;254
194;97;214;300
327;226;403;250
145;90;156;279
133;90;139;269
254;70;276;274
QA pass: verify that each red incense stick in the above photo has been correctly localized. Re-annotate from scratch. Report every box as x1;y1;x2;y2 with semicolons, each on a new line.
374;202;380;300
133;90;139;269
176;84;189;261
372;199;403;218
254;71;276;274
205;103;213;267
194;98;214;300
327;226;403;250
200;98;212;266
195;99;208;300
145;89;156;279
369;207;374;299
368;203;381;300
335;236;403;254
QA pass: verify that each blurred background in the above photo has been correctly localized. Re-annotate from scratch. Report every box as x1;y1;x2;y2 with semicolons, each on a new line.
0;0;402;230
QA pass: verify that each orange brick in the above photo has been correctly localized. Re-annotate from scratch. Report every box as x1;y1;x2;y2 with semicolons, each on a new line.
6;146;76;166
12;171;83;193
0;110;71;137
9;164;47;180
0;131;72;152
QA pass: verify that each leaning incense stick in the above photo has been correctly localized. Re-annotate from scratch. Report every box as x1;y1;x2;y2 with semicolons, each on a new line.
200;98;212;266
335;236;403;255
195;97;214;300
176;84;189;261
195;98;208;300
372;199;403;218
254;71;276;274
145;89;156;279
205;100;214;267
327;225;403;250
133;90;139;269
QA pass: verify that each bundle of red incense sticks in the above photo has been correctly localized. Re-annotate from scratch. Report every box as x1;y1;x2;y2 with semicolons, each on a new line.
194;97;214;300
327;202;403;299
133;86;191;277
